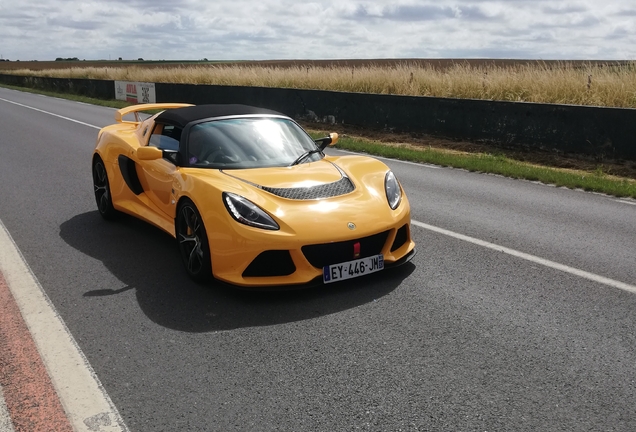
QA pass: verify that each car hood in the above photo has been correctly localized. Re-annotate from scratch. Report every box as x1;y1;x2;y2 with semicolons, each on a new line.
183;155;408;243
221;159;345;189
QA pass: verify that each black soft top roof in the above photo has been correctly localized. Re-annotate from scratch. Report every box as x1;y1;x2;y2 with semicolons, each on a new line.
155;104;284;128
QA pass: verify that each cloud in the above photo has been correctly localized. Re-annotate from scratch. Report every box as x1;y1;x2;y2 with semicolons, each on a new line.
350;4;456;21
46;17;104;30
541;5;589;15
613;8;636;16
0;0;634;61
347;4;502;22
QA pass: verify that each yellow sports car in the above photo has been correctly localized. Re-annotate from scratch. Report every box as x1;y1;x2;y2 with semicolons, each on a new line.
92;103;415;287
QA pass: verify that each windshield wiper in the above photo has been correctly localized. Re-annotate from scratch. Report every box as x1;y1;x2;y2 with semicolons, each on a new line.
289;149;322;166
288;133;339;166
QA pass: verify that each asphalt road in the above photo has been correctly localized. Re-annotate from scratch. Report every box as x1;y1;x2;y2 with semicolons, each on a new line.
1;87;636;431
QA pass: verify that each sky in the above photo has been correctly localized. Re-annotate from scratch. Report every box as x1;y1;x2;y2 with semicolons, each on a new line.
0;0;635;61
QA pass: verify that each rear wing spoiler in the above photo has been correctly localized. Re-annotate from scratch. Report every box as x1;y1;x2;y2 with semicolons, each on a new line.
114;103;194;123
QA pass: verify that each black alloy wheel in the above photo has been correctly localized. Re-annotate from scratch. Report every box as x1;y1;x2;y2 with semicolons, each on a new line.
176;199;212;282
92;157;118;220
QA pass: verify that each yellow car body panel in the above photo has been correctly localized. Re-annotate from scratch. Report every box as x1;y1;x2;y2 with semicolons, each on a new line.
93;104;415;288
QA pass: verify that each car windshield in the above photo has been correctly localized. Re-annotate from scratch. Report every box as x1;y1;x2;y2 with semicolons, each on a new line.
186;117;320;168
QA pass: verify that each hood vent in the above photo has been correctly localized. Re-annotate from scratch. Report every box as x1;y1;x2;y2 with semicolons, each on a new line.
223;162;356;200
262;176;355;200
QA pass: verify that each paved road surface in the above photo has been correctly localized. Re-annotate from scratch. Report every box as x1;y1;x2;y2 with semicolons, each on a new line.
1;87;635;431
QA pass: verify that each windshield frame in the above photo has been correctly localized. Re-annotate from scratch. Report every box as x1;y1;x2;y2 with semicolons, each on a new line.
179;114;321;170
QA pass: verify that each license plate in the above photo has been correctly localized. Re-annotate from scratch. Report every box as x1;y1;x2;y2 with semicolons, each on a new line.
323;254;384;284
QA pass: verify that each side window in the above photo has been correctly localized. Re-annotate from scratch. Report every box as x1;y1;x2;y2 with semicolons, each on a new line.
149;124;182;151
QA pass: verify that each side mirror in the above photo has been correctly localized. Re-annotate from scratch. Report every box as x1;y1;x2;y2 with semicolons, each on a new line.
315;132;339;150
136;146;163;161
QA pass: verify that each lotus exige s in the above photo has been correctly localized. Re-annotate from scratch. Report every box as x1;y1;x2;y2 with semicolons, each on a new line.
92;103;415;287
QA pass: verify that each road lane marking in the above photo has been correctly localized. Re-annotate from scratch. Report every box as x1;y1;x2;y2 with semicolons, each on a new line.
364;154;442;169
412;219;636;294
617;199;636;206
0;219;129;432
327;148;441;168
0;97;101;129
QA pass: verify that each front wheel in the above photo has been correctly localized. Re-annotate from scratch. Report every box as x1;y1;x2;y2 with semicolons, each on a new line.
176;199;212;282
92;157;118;220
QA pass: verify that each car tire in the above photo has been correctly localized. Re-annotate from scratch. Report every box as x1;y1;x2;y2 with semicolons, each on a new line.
176;198;212;282
92;156;118;220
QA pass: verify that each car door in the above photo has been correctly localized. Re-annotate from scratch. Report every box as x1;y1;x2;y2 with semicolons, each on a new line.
137;124;182;219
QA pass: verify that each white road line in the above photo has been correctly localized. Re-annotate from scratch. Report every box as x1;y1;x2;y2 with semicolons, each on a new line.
617;199;636;206
0;386;16;432
412;219;636;294
0;219;129;432
368;155;442;169
0;97;101;129
330;148;441;168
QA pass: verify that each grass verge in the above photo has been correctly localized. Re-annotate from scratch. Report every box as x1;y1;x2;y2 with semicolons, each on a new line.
2;82;635;199
0;83;130;109
307;132;636;199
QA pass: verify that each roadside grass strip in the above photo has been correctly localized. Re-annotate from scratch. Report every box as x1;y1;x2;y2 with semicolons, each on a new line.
329;135;636;199
0;83;129;109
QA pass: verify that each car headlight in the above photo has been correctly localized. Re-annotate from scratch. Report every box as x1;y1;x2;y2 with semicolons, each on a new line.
223;192;279;230
385;171;402;210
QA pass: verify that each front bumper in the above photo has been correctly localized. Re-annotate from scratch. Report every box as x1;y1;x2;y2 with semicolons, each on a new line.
210;219;416;288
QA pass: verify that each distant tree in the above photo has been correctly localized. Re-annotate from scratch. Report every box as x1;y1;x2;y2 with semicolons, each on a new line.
138;58;144;61
118;57;122;61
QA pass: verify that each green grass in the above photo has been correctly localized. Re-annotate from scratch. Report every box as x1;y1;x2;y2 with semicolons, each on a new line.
310;133;636;199
0;83;130;108
2;82;635;199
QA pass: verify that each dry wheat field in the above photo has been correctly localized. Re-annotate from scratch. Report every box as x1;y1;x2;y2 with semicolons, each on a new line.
1;59;635;108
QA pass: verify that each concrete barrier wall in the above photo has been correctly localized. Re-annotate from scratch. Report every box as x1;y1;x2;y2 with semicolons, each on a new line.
2;74;635;160
0;74;115;100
